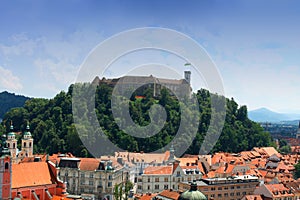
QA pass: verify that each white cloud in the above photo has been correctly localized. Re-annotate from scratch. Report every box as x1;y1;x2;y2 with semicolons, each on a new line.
34;58;79;85
0;34;39;56
0;66;22;91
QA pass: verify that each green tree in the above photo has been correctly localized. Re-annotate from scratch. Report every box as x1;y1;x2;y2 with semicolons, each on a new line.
294;162;300;179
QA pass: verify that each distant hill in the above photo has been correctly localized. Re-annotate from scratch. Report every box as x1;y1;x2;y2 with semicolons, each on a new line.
249;107;300;122
0;91;30;119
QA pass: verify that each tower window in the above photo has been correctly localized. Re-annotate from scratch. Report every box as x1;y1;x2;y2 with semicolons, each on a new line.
24;142;26;147
7;143;10;148
13;143;15;148
29;142;32;147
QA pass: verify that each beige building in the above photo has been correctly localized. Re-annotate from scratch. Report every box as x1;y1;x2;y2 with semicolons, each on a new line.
58;157;127;200
136;160;202;194
179;175;259;200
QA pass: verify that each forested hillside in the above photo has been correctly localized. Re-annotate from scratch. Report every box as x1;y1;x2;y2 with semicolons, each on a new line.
0;91;30;119
0;83;274;157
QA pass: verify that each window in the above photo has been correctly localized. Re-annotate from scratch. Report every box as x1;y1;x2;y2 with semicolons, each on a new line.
211;187;216;191
5;162;9;170
218;194;222;198
148;177;150;182
155;185;159;190
210;194;215;198
7;143;10;148
164;185;168;189
155;178;159;182
230;186;234;189
24;142;26;147
90;173;94;178
177;171;180;176
224;186;228;190
29;142;32;147
89;180;93;185
81;173;85;178
148;185;150;190
237;186;240;189
218;187;222;190
236;192;240;196
108;182;112;187
164;177;168;182
89;189;93;194
230;192;234;196
138;185;142;190
108;175;112;180
224;193;228;197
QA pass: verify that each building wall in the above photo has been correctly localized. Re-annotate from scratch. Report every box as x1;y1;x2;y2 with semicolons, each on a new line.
179;180;258;200
136;167;202;194
59;167;126;200
11;184;57;200
0;156;12;200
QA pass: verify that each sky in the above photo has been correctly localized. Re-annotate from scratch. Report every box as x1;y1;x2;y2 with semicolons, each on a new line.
0;0;300;113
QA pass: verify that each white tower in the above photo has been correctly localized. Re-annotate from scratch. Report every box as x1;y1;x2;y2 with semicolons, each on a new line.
296;121;300;139
184;71;191;84
21;124;33;157
6;123;17;159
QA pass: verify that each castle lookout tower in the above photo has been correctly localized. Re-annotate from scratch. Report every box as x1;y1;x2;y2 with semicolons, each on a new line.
296;121;300;139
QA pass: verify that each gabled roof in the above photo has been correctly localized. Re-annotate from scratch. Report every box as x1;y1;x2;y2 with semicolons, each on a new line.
79;158;101;171
144;166;173;175
12;162;53;188
158;190;181;200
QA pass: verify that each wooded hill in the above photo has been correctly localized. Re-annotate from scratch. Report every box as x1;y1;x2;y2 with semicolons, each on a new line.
0;83;274;157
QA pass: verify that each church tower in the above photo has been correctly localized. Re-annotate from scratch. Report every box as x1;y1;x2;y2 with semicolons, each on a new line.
296;121;300;139
0;133;12;200
6;123;17;159
21;123;33;158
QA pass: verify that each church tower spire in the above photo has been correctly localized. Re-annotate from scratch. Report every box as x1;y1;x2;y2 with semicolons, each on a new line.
6;121;17;159
21;122;34;158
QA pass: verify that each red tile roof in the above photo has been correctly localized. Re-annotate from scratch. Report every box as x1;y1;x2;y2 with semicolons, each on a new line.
12;162;53;188
158;190;181;200
144;166;173;175
79;158;100;171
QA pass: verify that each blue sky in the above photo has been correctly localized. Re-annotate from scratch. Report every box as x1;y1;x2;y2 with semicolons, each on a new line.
0;0;300;112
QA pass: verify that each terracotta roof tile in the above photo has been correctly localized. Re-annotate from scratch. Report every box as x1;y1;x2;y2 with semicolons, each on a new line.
144;166;173;175
158;190;180;200
79;158;100;171
12;162;53;188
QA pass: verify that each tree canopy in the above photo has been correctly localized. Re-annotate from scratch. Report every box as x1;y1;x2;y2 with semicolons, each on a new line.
0;83;274;157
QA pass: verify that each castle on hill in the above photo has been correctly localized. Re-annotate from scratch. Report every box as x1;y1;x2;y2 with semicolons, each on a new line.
92;70;192;98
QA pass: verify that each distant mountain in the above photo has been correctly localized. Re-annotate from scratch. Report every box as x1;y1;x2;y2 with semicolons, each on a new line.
249;107;300;122
0;91;30;119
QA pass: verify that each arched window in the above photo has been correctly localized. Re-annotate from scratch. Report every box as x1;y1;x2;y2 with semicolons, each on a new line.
7;143;10;148
29;142;32;147
5;162;9;170
13;143;15;148
24;142;26;147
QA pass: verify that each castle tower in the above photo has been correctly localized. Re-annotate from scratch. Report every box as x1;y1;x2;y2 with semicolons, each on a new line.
21;123;33;158
296;121;300;139
6;123;17;159
184;71;191;84
184;63;191;84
